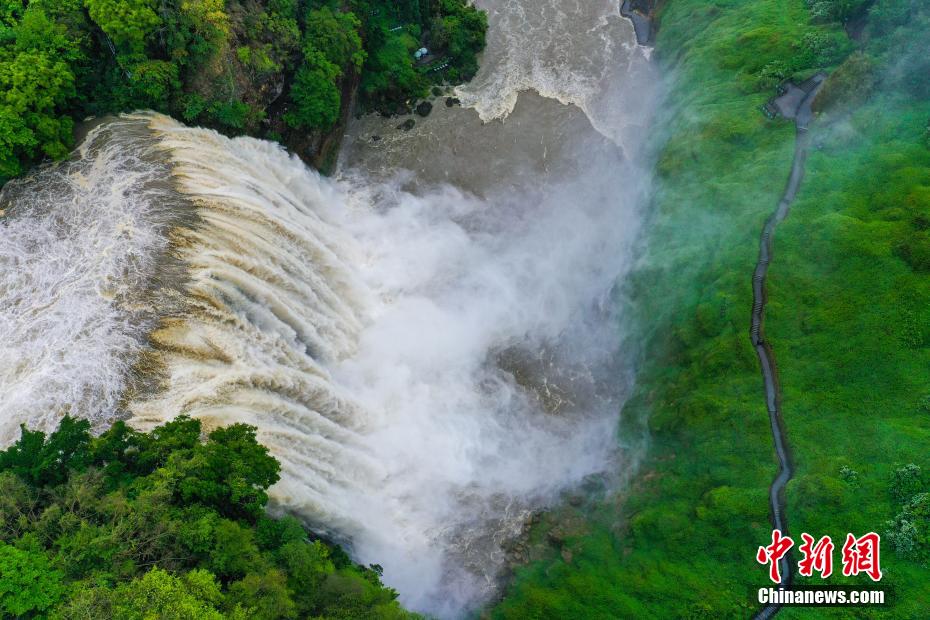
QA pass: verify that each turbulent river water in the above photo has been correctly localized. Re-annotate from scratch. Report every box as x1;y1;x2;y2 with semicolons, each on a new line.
0;0;654;616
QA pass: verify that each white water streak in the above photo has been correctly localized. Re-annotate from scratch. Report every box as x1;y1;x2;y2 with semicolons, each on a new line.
0;119;175;442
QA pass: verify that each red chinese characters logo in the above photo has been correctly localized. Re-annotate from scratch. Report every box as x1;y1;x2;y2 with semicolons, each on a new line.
757;531;882;583
798;533;834;578
757;530;793;583
841;532;883;582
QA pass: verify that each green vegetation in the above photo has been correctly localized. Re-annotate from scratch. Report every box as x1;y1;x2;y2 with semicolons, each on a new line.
885;464;930;562
0;415;415;619
805;0;871;23
491;0;930;617
0;0;486;185
354;0;486;109
811;51;875;112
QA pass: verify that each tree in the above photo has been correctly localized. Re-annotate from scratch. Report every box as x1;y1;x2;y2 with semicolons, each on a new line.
0;542;64;617
127;59;181;108
170;423;281;521
226;569;297;619
0;50;75;115
0;416;90;487
131;416;201;476
439;0;487;80
162;0;230;69
885;492;930;561
869;0;915;34
891;463;924;503
0;472;37;541
84;0;161;55
806;0;870;22
276;539;334;610
0;0;23;27
109;568;225;620
0;50;75;176
0;415;413;619
284;50;342;130
255;514;306;551
207;519;265;579
0;110;32;180
359;31;424;104
13;6;87;65
304;7;365;72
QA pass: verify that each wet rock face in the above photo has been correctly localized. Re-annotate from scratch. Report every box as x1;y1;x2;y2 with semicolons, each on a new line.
620;0;656;45
416;101;433;117
630;0;655;12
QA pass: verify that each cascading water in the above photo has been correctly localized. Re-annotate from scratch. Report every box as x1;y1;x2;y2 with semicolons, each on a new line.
0;0;655;617
0;118;189;443
455;0;654;143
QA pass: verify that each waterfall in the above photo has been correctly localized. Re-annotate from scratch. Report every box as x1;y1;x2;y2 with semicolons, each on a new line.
123;111;643;614
0;0;655;616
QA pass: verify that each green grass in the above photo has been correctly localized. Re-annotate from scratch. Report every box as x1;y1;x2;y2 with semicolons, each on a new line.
772;93;930;618
490;1;930;618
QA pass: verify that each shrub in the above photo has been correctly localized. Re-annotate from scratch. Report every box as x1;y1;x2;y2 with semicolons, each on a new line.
891;463;923;503
811;52;875;112
806;0;871;23
886;492;930;560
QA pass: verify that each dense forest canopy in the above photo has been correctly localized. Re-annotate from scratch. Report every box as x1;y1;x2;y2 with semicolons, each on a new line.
0;0;487;184
0;415;418;619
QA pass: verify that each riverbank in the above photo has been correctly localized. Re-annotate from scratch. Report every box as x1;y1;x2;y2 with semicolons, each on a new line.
490;0;930;617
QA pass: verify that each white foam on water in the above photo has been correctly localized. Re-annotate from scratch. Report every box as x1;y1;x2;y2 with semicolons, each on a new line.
457;0;653;144
0;119;177;443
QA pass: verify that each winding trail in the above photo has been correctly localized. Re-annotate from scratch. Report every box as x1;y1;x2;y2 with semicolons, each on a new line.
751;74;825;620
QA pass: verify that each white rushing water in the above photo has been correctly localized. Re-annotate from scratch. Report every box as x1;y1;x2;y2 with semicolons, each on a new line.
128;109;645;615
0;119;186;443
456;0;653;144
0;0;655;617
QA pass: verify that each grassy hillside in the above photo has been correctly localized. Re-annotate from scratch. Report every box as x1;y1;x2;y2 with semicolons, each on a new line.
491;1;930;617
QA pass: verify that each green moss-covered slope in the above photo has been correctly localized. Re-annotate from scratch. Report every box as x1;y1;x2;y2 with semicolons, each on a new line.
492;1;930;617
